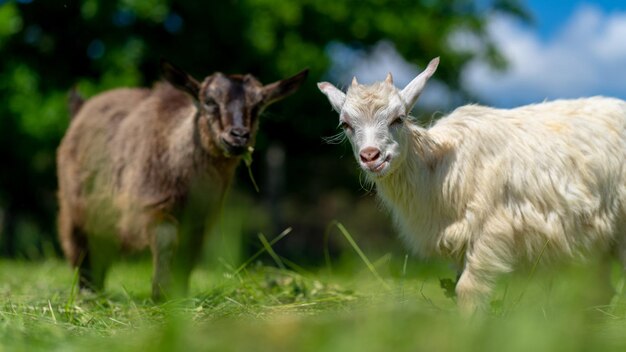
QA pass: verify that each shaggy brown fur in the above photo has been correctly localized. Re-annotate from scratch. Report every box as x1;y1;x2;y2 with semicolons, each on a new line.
57;61;307;299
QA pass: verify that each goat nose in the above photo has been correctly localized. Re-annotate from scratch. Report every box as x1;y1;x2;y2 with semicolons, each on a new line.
229;128;250;139
359;147;381;163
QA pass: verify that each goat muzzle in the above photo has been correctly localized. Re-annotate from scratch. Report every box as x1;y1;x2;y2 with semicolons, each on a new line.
221;128;250;156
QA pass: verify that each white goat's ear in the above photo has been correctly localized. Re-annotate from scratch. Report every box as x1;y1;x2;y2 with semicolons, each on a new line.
400;57;439;110
317;82;346;113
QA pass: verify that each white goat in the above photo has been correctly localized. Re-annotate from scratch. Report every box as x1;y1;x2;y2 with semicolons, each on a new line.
318;57;626;313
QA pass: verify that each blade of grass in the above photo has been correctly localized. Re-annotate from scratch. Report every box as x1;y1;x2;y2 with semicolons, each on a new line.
279;256;315;277
609;276;624;314
243;148;260;193
65;265;81;321
401;254;409;302
402;254;409;278
217;257;239;279
419;281;442;310
371;253;392;269
510;238;551;311
323;221;336;274
333;221;390;290
48;300;57;324
258;233;286;270
234;227;292;275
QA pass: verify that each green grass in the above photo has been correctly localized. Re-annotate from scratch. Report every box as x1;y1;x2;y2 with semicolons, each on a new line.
2;228;626;351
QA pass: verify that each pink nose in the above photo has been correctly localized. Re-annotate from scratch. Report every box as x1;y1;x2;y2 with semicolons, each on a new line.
359;147;381;163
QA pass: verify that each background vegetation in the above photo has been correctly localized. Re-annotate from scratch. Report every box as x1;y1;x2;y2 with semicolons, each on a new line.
0;0;527;259
2;0;626;351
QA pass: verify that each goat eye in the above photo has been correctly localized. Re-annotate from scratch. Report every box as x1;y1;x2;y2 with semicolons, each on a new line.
339;121;353;132
203;100;218;113
390;115;405;126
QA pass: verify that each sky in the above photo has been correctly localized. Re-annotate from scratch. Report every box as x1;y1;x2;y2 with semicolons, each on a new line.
465;0;626;107
330;0;626;109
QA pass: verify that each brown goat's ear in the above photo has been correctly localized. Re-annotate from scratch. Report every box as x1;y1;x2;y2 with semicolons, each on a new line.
262;69;309;106
160;59;201;99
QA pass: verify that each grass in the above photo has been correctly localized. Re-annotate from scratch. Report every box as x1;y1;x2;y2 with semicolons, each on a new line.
2;224;626;351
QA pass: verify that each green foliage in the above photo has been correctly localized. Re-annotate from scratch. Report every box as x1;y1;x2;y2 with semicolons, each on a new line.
120;0;169;22
0;3;22;46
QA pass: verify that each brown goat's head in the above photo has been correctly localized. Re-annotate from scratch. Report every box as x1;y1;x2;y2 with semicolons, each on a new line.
161;60;308;156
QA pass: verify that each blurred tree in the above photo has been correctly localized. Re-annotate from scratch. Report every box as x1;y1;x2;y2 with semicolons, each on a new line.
0;0;528;258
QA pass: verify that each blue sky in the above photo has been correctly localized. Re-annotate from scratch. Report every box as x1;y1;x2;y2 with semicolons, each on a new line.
528;0;626;40
333;1;626;109
462;0;626;107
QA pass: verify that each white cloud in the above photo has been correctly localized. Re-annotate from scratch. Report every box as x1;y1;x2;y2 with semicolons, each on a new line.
326;40;419;87
462;4;626;107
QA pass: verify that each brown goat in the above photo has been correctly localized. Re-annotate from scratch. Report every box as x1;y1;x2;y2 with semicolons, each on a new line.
57;61;308;300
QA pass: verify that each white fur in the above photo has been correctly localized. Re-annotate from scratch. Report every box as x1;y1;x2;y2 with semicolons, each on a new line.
318;58;626;313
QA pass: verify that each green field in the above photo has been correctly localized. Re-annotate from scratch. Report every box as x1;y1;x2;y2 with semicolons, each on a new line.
2;234;626;352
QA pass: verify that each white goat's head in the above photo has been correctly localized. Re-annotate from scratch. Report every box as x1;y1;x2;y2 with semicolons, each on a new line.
317;57;439;178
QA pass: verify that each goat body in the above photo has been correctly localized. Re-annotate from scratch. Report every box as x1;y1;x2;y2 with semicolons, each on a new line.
57;62;307;299
318;58;626;313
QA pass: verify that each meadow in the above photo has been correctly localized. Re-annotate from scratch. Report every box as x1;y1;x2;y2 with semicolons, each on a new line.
2;222;626;352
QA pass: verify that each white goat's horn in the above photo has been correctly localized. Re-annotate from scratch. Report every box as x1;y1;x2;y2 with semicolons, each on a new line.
385;72;393;85
351;76;359;87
